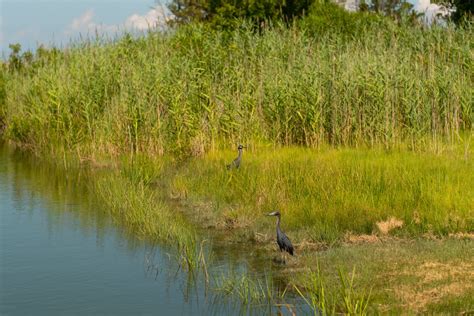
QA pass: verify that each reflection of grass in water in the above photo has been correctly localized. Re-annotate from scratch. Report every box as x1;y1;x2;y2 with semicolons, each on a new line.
92;170;213;276
212;271;296;315
213;272;284;305
212;266;371;315
2;145;211;278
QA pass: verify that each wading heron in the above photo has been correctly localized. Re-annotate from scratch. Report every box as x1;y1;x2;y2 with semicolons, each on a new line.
268;211;294;259
227;144;246;169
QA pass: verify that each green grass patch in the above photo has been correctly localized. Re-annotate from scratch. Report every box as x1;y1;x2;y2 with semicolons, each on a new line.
170;145;473;243
296;238;474;313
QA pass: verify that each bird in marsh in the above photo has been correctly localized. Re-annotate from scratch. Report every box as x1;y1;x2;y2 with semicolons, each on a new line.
227;144;246;169
268;211;294;259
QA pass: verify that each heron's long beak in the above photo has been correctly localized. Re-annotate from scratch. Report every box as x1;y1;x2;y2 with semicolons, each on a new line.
267;212;277;216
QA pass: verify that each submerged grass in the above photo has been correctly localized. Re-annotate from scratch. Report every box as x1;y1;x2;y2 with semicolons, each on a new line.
91;172;205;273
212;264;372;315
213;272;285;305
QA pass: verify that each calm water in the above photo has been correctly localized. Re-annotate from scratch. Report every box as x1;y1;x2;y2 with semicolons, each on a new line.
0;146;208;315
0;146;301;315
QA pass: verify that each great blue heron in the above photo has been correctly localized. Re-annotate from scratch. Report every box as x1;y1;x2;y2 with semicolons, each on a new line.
268;211;294;257
227;144;246;169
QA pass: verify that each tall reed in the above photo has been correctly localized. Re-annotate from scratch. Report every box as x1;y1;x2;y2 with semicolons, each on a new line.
2;20;472;156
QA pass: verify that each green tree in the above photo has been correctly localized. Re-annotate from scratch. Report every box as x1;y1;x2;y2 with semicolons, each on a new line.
168;0;313;27
445;0;473;23
359;0;415;21
8;43;22;71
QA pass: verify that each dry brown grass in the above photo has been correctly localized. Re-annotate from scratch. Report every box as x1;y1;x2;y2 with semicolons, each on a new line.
448;232;474;240
376;217;404;235
395;261;474;311
344;232;381;244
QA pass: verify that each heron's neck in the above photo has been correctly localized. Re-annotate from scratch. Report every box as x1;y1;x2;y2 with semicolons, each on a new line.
275;216;281;229
237;149;243;158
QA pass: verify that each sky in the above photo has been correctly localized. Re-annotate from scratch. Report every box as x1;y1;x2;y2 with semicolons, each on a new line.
1;0;171;56
1;0;450;57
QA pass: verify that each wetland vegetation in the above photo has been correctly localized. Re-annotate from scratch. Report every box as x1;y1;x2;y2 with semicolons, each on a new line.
1;1;473;313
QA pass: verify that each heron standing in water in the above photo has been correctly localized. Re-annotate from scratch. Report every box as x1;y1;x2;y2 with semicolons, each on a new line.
227;144;246;169
268;211;294;262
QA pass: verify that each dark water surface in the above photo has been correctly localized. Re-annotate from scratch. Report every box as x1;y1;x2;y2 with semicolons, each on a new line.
0;145;301;315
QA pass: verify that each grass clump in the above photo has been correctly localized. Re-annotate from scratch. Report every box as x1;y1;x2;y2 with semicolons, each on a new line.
213;272;285;305
294;265;371;315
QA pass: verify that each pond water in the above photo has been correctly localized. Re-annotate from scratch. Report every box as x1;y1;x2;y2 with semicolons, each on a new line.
0;145;303;315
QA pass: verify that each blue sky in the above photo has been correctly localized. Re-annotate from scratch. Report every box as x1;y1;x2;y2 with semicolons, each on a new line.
1;0;170;56
1;0;447;57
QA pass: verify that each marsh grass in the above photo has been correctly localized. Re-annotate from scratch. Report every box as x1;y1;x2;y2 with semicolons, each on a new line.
294;265;371;315
298;238;474;313
171;145;473;243
89;164;217;276
212;271;290;308
212;264;371;315
2;142;472;313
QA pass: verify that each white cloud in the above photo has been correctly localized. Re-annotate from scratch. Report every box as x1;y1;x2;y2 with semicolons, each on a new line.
65;9;117;35
65;6;172;37
70;9;94;31
124;6;171;30
413;0;453;24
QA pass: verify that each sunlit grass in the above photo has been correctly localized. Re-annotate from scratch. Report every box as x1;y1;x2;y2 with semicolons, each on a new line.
297;238;474;314
294;265;371;315
171;144;473;243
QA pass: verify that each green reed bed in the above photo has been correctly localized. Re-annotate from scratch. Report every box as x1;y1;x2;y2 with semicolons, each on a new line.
2;22;472;155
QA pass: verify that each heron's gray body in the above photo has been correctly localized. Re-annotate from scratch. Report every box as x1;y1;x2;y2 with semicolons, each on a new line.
227;145;244;169
268;211;294;256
